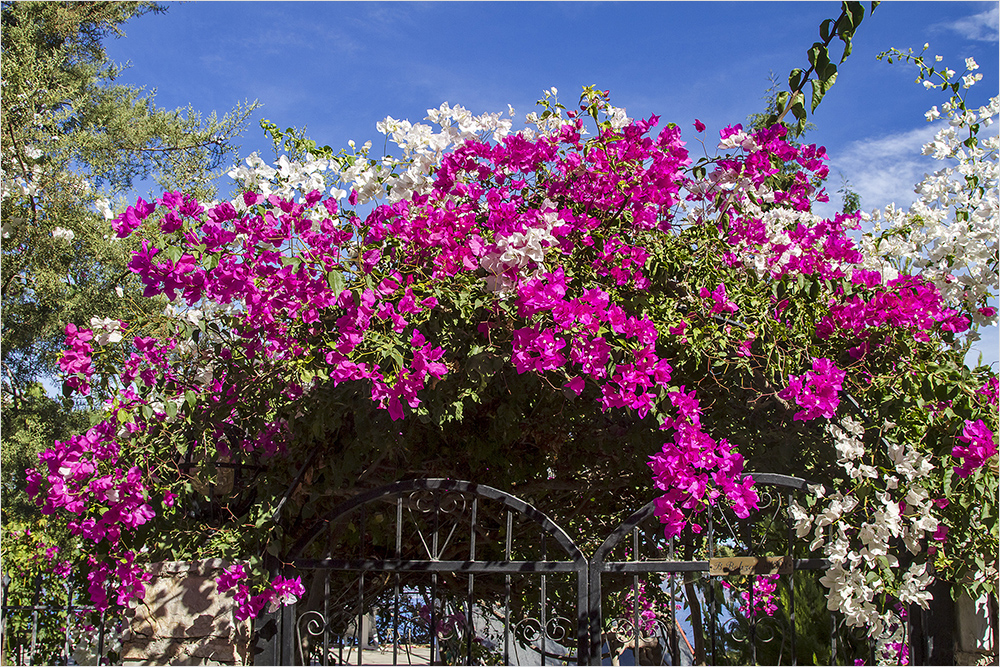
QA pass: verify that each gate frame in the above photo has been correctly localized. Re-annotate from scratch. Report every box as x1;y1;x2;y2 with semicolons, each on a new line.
268;478;592;665
587;472;832;666
259;473;835;666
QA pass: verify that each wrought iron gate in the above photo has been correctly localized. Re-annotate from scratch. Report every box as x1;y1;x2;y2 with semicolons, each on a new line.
254;475;870;666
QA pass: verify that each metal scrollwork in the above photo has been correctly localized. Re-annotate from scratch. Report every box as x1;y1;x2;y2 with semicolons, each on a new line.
295;610;331;665
274;475;834;666
543;615;573;645
726;615;749;645
605;616;667;643
297;609;330;640
512;615;575;656
604;617;669;665
406;490;469;559
408;489;468;515
513;616;541;645
753;618;778;643
754;485;782;513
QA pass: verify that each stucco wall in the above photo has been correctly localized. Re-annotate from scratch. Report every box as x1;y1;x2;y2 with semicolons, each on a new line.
121;560;251;666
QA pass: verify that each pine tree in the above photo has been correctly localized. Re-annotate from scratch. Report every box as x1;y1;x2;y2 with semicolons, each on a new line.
0;3;257;638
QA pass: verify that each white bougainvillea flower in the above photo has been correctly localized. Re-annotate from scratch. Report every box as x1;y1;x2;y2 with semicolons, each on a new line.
89;317;123;345
52;227;74;242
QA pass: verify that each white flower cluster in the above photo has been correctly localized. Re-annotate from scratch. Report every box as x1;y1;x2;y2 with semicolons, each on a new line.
792;416;943;662
523;87;582;139
89;317;123;345
0;165;41;201
480;200;564;293
164;304;207;327
818;558;884;628
94;198;115;220
717;128;758;152
828;416;877;478
51;226;75;242
369;102;516;204
605;105;631;132
228;102;517;209
861;67;998;327
228;152;329;204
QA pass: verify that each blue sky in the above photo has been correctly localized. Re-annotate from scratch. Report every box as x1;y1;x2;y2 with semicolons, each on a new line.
103;1;999;367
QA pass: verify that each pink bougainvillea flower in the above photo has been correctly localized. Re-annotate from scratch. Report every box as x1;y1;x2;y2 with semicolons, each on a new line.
953;419;996;478
778;358;845;421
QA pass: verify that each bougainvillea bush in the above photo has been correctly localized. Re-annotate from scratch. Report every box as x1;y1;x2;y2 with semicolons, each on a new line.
26;46;997;662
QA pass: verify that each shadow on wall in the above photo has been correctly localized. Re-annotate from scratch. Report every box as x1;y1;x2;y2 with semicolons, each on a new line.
121;560;251;666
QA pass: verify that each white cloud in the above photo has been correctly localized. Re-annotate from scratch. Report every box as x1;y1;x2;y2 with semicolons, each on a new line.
826;124;940;213
938;6;999;42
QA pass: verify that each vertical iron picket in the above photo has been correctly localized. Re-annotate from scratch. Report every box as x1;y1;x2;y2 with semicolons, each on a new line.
323;570;330;666
505;508;512;667
787;487;798;666
466;497;477;666
708;503;717;666
393;495;402;667
540;531;547;666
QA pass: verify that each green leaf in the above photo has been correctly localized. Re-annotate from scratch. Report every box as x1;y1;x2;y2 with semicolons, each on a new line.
788;68;805;91
843;1;865;31
811;81;825;113
327;270;345;296
164;246;184;263
819;18;834;43
808;43;825;68
840;35;853;62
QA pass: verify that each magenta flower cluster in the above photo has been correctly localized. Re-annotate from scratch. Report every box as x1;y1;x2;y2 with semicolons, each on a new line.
649;387;759;537
777;357;846;422
816;273;971;356
58;323;96;396
722;573;780;618
216;563;305;621
621;580;659;634
953;419;996;478
85;550;149;612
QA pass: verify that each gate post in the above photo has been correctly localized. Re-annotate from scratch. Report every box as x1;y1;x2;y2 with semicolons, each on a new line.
252;604;296;666
587;560;603;666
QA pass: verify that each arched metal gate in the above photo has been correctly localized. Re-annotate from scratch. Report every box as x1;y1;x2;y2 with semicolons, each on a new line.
253;474;869;665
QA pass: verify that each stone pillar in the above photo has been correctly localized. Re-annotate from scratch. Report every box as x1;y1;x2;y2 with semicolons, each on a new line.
121;559;251;666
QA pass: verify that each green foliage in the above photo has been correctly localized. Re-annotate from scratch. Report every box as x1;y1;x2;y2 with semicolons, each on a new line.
260;118;335;161
713;573;837;666
837;176;862;214
765;1;880;136
1;0;258;393
0;515;121;665
747;71;817;140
